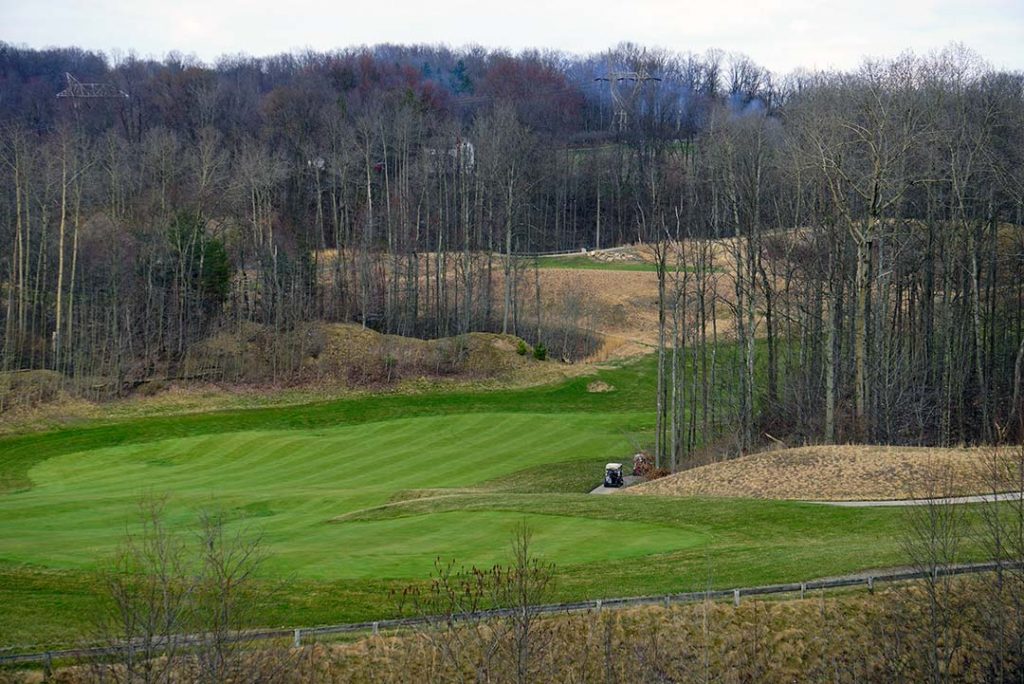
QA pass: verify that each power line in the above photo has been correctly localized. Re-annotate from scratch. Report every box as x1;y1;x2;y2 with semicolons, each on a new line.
56;73;128;100
595;69;661;132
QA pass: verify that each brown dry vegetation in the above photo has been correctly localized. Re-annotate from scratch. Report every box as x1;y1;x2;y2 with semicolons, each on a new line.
0;370;65;414
20;579;1017;684
310;249;661;361
0;323;588;435
316;241;749;361
532;266;660;358
628;444;1019;501
183;322;546;385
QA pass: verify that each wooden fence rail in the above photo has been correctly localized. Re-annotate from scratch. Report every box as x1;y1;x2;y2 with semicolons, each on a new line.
3;560;1020;666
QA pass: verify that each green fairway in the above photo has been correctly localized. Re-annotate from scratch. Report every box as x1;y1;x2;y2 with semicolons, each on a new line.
0;353;996;648
0;412;671;578
535;254;660;271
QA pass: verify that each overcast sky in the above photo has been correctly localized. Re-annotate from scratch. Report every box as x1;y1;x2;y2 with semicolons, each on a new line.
3;0;1023;74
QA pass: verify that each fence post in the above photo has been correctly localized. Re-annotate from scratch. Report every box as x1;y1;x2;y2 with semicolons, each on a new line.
373;621;379;636
596;599;602;612
867;576;874;594
800;582;806;600
664;595;670;609
293;628;301;648
733;589;740;607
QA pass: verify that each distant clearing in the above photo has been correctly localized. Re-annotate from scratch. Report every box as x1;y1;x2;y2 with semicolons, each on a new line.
629;445;1018;501
536;253;660;271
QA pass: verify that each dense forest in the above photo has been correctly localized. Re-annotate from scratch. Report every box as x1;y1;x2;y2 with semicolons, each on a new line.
1;41;1022;452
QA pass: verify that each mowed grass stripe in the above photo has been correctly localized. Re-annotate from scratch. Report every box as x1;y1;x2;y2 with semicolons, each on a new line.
0;413;661;578
0;352;665;496
276;511;699;579
211;417;494;493
206;413;513;492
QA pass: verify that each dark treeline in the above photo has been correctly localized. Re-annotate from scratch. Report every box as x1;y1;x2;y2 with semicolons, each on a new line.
1;41;1022;449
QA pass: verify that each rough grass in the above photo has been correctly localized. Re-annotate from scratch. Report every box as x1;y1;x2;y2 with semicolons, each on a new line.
525;240;749;362
293;579;1002;683
529;267;660;359
629;444;1018;501
27;579;1009;683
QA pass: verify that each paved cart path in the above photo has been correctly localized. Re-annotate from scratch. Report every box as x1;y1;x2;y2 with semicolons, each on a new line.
590;475;643;494
811;491;1024;507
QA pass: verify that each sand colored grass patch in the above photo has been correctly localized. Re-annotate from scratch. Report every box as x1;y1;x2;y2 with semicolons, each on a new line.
628;444;1019;501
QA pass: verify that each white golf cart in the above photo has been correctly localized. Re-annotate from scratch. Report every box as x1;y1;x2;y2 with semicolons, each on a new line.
604;462;625;488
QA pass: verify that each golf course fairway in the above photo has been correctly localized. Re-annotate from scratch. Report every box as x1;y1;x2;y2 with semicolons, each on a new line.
0;355;991;647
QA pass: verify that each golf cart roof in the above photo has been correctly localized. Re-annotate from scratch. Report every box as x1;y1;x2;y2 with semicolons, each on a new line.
605;463;623;470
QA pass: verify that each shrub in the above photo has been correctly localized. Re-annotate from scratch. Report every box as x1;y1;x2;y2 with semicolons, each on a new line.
383;355;397;378
532;342;547;361
517;340;529;356
645;467;670;481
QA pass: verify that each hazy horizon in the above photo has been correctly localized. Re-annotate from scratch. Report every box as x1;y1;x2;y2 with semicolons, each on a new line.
3;0;1024;75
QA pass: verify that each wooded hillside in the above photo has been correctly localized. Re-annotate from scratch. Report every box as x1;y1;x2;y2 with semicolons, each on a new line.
1;42;1022;449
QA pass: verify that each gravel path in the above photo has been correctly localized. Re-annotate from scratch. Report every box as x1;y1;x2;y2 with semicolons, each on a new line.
810;491;1024;507
590;476;643;495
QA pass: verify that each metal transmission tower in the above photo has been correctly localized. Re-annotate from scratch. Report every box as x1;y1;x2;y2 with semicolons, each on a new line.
56;73;128;100
595;69;661;133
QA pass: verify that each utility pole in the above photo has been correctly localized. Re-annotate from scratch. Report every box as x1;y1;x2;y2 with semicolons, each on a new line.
595;69;661;133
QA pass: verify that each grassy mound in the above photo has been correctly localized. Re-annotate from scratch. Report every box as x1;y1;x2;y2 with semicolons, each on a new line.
183;322;539;386
629;445;1017;501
